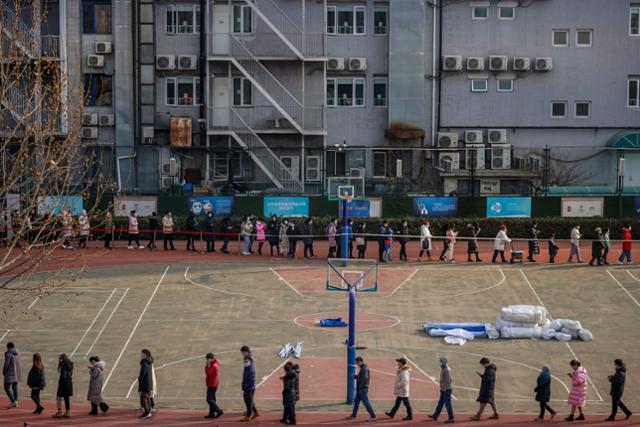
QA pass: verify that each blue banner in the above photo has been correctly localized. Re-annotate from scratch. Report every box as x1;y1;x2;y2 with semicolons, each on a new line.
37;196;84;216
188;196;234;216
339;200;371;218
486;197;532;218
263;197;309;217
412;197;458;217
636;196;640;216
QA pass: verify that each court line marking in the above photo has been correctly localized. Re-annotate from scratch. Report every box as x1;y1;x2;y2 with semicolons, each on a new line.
390;268;419;295
627;269;640;282
84;288;130;357
519;269;604;402
26;297;39;310
0;330;10;344
607;270;640;310
293;312;401;333
70;288;118;358
269;267;304;297
256;357;292;389
103;266;170;392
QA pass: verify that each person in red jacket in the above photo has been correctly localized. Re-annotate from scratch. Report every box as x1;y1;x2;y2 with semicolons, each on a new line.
204;353;223;419
618;225;633;265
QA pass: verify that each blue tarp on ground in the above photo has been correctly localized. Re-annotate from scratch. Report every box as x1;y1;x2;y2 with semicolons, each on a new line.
318;318;348;327
424;322;489;338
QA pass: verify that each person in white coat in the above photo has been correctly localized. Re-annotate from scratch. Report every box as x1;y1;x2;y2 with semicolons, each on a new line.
384;358;412;420
444;224;458;263
418;220;432;261
77;210;90;249
127;210;144;249
568;225;583;263
492;225;511;263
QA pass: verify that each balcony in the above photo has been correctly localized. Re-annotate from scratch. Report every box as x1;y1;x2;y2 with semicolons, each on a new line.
208;105;324;134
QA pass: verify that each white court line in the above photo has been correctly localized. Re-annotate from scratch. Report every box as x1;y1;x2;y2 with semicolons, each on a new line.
256;357;292;389
519;269;604;402
102;266;170;392
269;267;304;297
390;268;419;296
0;330;10;344
84;288;130;357
626;269;640;282
26;297;39;310
607;270;640;310
70;288;118;358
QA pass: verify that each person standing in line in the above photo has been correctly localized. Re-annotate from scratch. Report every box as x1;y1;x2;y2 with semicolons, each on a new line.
127;210;144;250
278;219;289;257
281;362;297;425
3;342;21;409
548;233;560;263
534;365;556;422
418;220;432;261
606;359;632;421
467;222;482;262
398;221;409;262
162;210;175;251
185;212;198;252
428;357;454;423
77;210;90;249
240;346;258;420
492;225;511;263
240;216;253;255
138;349;154;419
255;217;266;255
267;216;280;256
602;228;611;265
87;356;109;415
385;357;412;420
589;227;604;266
439;224;450;262
287;221;298;259
566;359;587;421
103;211;113;249
52;353;73;418
377;221;388;262
204;211;216;253
27;353;45;415
147;211;159;250
241;355;258;422
327;219;337;258
471;357;499;421
356;222;367;259
220;216;232;254
347;219;355;258
618;224;633;265
61;210;74;249
527;221;540;262
348;356;376;421
568;225;583;263
204;353;223;419
384;224;394;263
444;223;458;263
302;217;315;259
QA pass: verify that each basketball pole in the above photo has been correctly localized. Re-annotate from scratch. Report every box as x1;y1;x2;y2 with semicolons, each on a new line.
340;196;357;404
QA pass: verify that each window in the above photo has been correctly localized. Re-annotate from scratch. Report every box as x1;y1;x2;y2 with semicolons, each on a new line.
233;5;252;33
498;6;515;20
83;74;112;106
326;150;346;176
233;77;252;106
326;78;365;107
335;6;365;35
551;101;567;118
166;5;200;34
373;78;387;106
628;77;639;108
373;5;388;35
82;0;112;34
470;79;488;92
373;151;387;177
576;29;592;46
472;6;489;20
574;101;591;118
631;7;640;36
166;77;200;106
552;29;569;47
497;79;513;92
327;6;336;34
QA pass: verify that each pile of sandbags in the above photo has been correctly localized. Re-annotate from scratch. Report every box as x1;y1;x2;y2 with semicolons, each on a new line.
542;319;593;342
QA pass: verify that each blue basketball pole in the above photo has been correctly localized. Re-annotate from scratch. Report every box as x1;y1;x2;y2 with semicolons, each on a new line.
340;197;357;404
340;198;349;262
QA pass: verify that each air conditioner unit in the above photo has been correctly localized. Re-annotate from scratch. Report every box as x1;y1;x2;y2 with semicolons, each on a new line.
349;167;366;178
442;55;462;71
466;57;485;71
489;55;508;71
488;128;507;144
512;57;531;71
99;114;114;126
306;156;320;181
161;176;174;189
437;132;459;148
439;152;460;172
141;126;154;144
81;113;98;126
178;55;197;70
491;144;511;170
156;55;176;70
465;130;483;144
95;41;112;54
465;144;486;170
535;57;553;71
87;55;104;68
81;127;98;139
327;57;345;71
348;57;367;71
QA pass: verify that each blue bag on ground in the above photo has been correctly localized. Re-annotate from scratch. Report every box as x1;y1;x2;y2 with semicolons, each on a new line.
318;318;348;327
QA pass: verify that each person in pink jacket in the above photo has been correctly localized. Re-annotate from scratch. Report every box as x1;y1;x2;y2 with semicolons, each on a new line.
566;360;587;421
255;218;266;255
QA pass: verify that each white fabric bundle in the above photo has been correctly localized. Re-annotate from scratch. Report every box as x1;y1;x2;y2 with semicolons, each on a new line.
556;319;582;331
561;327;579;340
444;336;467;345
578;329;593;342
486;326;500;340
500;327;542;339
549;319;563;331
542;328;556;340
500;305;548;325
554;332;572;342
429;328;475;341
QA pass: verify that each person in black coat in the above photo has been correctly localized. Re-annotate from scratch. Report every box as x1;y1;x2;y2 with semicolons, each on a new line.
527;222;540;262
204;211;216;253
267;216;280;256
606;359;632;421
280;363;297;425
27;353;46;415
534;365;556;421
147;212;159;250
467;223;482;262
138;349;154;419
185;213;198;252
287;222;299;259
302;218;315;259
471;358;499;421
589;227;604;266
397;221;409;261
548;233;560;263
377;221;388;262
53;353;73;418
219;216;232;253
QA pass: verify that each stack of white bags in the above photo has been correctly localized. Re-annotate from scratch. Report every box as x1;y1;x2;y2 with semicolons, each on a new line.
495;305;593;342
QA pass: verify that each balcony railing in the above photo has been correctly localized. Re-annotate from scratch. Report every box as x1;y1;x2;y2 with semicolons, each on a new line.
210;33;325;59
209;105;324;133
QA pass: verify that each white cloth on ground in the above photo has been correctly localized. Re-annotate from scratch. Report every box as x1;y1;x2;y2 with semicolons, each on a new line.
554;332;572;342
428;328;475;341
443;336;467;346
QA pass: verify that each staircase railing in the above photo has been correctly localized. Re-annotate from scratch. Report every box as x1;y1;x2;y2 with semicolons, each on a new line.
0;0;34;55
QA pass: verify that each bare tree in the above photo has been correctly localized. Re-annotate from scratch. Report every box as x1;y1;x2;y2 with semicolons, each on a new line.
548;151;596;187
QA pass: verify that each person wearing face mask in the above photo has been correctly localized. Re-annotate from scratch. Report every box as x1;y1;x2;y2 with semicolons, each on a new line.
356;222;367;259
127;210;144;250
418;220;432;261
240;346;258;421
327;219;337;258
219;216;232;254
302;217;315;259
267;216;280;256
398;221;409;262
279;219;289;256
618;224;633;265
204;211;216;253
428;357;454;423
287;221;299;259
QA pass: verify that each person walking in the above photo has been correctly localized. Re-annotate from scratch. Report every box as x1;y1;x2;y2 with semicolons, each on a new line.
418;220;432;261
27;353;45;415
127;210;144;249
146;212;159;250
287;221;299;259
138;349;154;419
52;353;73;418
327;219;337;258
444;224;458;263
566;359;587;421
279;219;289;257
77;210;90;248
204;353;223;419
527;222;540;262
471;357;499;421
87;356;109;415
384;224;394;263
103;211;113;249
618;225;633;265
397;221;409;262
589;227;604;266
466;223;482;262
385;357;412;420
267;216;280;256
241;355;258;422
428;357;454;423
3;342;21;409
492;225;511;263
203;211;216;253
61;210;74;249
349;356;376;421
606;359;632;421
281;362;297;425
548;233;560;263
377;221;388;262
220;216;232;254
255;218;266;255
302;218;315;259
568;225;583;263
602;228;611;265
356;222;367;259
240;216;253;255
534;365;556;422
439;224;450;262
185;212;198;252
162;211;175;250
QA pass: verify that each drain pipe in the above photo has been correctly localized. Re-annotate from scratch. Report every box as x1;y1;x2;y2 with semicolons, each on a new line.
116;152;137;195
431;0;438;147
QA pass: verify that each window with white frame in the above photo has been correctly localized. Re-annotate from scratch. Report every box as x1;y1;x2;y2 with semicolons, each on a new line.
326;78;365;107
576;29;592;47
332;6;365;35
472;6;489;20
470;78;488;92
305;156;321;181
497;79;514;92
166;5;200;34
631;6;640;35
629;77;639;108
166;77;200;106
373;5;388;35
233;77;252;106
326;6;336;34
551;101;567;118
233;4;252;33
373;78;387;106
498;6;515;20
373;151;387;177
552;29;569;47
574;101;591;118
